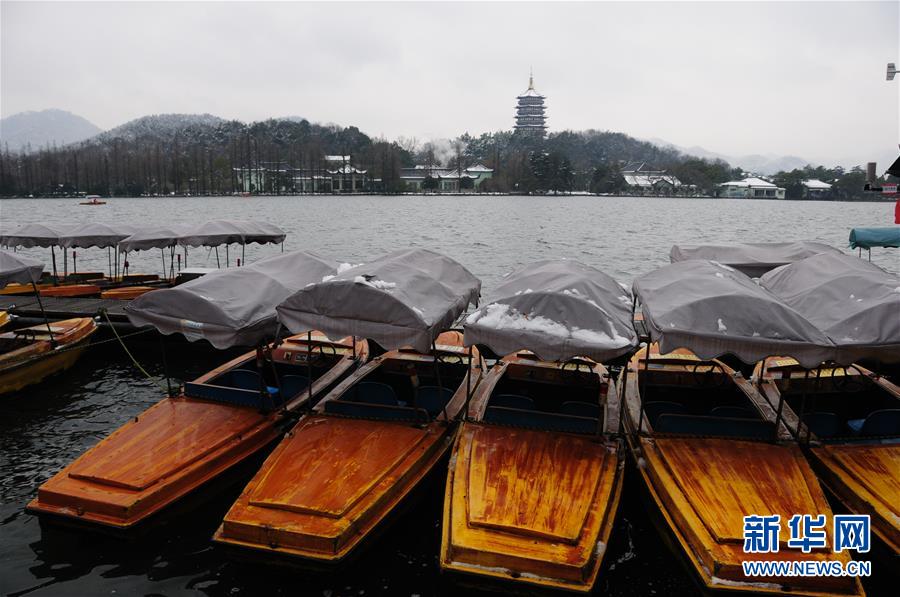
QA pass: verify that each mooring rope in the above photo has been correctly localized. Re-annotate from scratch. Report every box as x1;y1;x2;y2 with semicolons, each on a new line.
99;309;168;393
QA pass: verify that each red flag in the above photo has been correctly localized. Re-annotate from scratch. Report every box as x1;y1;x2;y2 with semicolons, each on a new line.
896;199;900;224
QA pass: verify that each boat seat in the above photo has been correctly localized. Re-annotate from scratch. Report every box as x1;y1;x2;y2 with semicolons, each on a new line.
654;414;775;440
858;409;900;437
490;394;535;410
324;399;429;424
184;368;280;410
416;386;454;416
484;406;598;435
709;406;757;419
644;401;686;426
802;412;842;438
280;374;310;401
347;381;399;406
561;401;601;418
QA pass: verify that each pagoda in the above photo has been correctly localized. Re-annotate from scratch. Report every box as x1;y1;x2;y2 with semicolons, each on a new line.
514;71;547;134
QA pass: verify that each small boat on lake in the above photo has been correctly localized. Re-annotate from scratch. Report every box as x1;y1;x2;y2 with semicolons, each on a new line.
624;260;863;596
0;250;98;395
214;249;483;563
757;253;900;556
28;251;368;529
442;260;637;592
79;195;107;205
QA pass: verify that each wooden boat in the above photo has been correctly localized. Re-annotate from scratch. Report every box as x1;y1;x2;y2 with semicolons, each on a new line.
28;333;368;529
442;352;623;592
39;284;101;298
622;346;863;596
213;331;481;563
439;259;636;592
0;317;98;395
100;286;157;300
759;357;900;556
0;310;9;329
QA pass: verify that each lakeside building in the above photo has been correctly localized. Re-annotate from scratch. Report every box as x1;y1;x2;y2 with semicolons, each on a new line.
801;178;833;199
719;177;786;199
235;155;370;193
514;72;547;134
400;164;494;192
621;162;681;195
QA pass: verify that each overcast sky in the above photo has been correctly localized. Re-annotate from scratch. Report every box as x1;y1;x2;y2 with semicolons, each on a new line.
2;1;898;167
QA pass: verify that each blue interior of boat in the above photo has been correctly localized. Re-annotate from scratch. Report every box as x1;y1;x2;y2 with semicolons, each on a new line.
801;412;843;438
847;409;900;436
654;414;775;439
484;406;598;434
184;362;314;410
324;398;430;424
416;386;454;416
323;358;467;422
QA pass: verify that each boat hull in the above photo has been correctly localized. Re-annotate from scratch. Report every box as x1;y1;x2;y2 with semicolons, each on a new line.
440;354;624;593
0;317;97;395
27;336;367;529
214;331;479;563
622;348;864;597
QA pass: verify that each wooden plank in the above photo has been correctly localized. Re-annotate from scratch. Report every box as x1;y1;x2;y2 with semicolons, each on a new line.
466;424;606;543
248;417;428;517
68;398;268;491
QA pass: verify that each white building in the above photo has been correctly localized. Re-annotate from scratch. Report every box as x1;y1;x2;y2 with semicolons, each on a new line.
719;177;786;199
621;163;681;194
400;164;494;192
801;179;833;199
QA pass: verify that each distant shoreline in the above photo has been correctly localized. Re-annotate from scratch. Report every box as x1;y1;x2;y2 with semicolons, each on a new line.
1;193;896;203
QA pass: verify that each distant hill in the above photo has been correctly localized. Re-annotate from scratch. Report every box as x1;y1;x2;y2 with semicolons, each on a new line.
648;137;809;175
0;109;102;152
96;113;227;143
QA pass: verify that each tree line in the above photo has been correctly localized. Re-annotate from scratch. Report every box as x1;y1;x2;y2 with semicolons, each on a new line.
0;115;887;200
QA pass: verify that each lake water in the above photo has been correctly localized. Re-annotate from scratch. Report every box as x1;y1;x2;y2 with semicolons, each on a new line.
0;196;896;597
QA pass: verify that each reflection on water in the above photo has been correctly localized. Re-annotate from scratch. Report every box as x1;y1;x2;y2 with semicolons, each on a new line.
0;196;895;595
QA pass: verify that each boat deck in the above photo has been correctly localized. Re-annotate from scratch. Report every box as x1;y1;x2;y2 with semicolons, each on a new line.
0;296;131;323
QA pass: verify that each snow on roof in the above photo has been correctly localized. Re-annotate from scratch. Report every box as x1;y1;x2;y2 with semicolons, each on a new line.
802;179;832;189
465;164;493;173
324;155;351;162
720;177;777;188
624;173;681;187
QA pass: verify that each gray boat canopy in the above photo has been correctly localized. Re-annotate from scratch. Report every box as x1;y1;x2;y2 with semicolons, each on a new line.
0;249;44;288
633;260;833;368
59;223;136;249
0;224;66;248
760;253;900;364
118;226;190;253
464;259;637;363
669;241;840;278
177;220;286;248
125;250;338;348
276;248;481;352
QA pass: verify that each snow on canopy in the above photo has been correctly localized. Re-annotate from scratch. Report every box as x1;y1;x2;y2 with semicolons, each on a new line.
0;223;68;248
58;223;136;249
669;241;841;278
760;253;900;364
125;250;337;348
177;220;285;248
464;259;637;362
0;249;44;288
634;260;833;368
276;248;481;353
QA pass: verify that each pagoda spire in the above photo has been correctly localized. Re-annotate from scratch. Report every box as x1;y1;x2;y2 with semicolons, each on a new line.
514;69;547;134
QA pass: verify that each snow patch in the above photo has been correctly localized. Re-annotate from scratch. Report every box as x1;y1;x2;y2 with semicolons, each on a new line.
710;260;736;272
337;262;361;274
467;303;630;348
714;272;724;278
354;276;396;290
717;318;727;333
711;577;781;591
